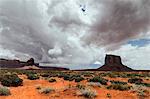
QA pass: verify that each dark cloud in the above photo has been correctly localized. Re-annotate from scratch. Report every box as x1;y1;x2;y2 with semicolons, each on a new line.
84;0;150;50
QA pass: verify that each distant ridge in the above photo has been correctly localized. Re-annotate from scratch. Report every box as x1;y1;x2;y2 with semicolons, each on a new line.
0;58;69;70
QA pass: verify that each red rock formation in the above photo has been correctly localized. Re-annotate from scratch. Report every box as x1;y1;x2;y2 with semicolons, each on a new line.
98;54;133;71
0;59;24;68
0;58;69;70
26;58;35;66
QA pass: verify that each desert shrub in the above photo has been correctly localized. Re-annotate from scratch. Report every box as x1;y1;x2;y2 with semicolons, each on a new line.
1;74;23;87
136;83;150;87
63;74;74;81
87;82;101;88
107;84;131;91
89;76;108;85
27;74;39;80
41;73;50;77
110;80;127;85
39;87;54;94
126;73;145;78
76;84;86;90
48;78;56;83
128;78;143;84
60;74;84;82
100;72;120;78
24;71;37;75
0;87;11;96
58;73;66;78
106;93;111;98
79;88;97;98
81;72;94;77
74;77;84;82
131;85;149;98
35;85;42;90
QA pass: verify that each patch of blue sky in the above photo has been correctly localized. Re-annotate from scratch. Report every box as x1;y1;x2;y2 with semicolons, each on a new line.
128;39;150;47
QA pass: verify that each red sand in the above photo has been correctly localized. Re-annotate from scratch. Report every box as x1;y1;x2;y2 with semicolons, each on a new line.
0;75;149;99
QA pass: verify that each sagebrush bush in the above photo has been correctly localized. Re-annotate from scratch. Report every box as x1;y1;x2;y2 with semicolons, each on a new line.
128;78;143;84
27;74;39;80
74;77;84;82
76;84;86;90
41;73;50;77
107;84;131;91
48;78;56;82
110;80;127;85
80;88;97;98
131;85;149;97
87;82;101;88
135;82;150;87
59;73;84;82
39;87;54;94
89;76;108;85
1;74;23;87
0;87;11;96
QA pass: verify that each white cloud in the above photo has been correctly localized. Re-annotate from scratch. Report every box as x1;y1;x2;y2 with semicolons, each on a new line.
108;44;150;70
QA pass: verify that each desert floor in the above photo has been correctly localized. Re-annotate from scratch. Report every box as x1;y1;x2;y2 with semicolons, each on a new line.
0;71;150;99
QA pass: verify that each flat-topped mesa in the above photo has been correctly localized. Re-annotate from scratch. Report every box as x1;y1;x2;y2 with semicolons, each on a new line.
98;54;133;71
105;54;122;66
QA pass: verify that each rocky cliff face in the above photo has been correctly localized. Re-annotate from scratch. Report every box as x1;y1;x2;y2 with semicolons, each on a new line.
105;55;122;66
98;54;133;71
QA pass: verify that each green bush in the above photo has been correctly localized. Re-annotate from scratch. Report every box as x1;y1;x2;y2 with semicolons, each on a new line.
0;87;11;96
27;74;39;80
74;77;84;82
60;74;84;82
1;74;23;87
41;73;50;77
48;78;56;83
63;75;74;81
110;80;127;85
89;76;108;85
107;84;131;91
24;71;37;75
128;78;143;84
136;83;150;87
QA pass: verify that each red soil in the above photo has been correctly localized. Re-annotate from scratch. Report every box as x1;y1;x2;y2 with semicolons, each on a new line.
0;75;149;99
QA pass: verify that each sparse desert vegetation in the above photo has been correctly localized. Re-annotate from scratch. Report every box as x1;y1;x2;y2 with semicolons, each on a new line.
0;69;149;99
0;87;11;96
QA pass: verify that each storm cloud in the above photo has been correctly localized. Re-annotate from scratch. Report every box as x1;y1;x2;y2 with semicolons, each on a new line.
0;0;102;64
0;0;150;68
85;0;150;50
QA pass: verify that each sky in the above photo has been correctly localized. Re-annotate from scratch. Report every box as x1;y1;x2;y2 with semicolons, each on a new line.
0;0;150;70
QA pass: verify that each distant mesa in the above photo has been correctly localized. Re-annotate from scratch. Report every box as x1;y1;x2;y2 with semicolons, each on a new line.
26;58;35;66
98;54;133;71
0;58;69;70
0;54;134;71
0;59;24;68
